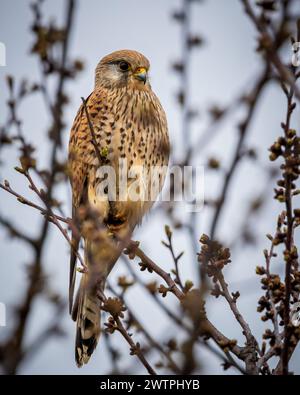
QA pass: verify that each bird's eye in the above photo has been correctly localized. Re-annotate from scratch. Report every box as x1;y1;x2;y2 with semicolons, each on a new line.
119;61;130;71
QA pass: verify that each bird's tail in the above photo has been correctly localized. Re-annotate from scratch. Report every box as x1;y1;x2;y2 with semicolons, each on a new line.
72;234;125;367
73;271;102;367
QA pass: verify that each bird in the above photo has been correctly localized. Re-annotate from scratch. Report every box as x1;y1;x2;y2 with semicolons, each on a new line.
68;49;170;367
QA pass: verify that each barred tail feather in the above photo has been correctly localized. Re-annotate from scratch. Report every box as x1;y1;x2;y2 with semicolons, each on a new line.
74;274;101;367
73;236;123;367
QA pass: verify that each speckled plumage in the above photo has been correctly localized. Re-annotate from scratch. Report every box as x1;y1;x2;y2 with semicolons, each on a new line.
68;50;169;366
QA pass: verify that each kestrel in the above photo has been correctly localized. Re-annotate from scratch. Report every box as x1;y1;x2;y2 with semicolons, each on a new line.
68;49;169;366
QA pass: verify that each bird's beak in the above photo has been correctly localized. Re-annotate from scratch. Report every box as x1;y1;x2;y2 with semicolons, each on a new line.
134;67;147;83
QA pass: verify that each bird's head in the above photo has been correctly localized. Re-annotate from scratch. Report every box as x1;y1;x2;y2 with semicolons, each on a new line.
95;49;151;90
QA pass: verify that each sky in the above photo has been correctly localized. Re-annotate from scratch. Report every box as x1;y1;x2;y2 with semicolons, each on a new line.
0;0;300;374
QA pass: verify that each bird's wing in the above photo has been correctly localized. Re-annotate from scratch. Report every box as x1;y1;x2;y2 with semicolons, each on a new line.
68;92;98;314
69;102;85;314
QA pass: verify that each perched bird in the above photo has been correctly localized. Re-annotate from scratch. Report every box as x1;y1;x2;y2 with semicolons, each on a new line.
68;50;170;366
